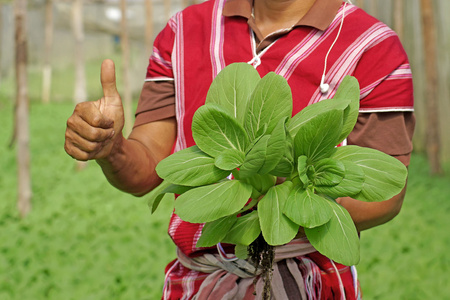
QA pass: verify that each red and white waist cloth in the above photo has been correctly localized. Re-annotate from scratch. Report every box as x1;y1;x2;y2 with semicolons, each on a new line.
163;238;361;300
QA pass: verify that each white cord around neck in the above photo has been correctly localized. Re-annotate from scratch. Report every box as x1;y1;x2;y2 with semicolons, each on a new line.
320;2;348;94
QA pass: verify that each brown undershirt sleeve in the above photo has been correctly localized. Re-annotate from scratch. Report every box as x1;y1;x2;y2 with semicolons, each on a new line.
133;80;176;128
347;112;416;166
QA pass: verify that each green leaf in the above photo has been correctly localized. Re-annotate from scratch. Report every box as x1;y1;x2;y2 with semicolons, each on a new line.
214;148;245;170
162;184;194;195
239;135;270;178
222;211;261;246
333;76;360;143
287;75;359;142
147;180;173;214
258;117;288;174
332;146;408;201
234;244;249;259
269;131;295;177
315;161;365;198
297;155;309;186
313;158;345;187
287;99;348;139
305;198;360;266
293;109;343;162
174;180;253;223
255;124;268;141
240;173;276;199
192;104;249;158
270;156;295;178
244;72;293;140
196;215;238;248
156;146;230;186
206;63;261;124
259;181;299;245
283;187;333;228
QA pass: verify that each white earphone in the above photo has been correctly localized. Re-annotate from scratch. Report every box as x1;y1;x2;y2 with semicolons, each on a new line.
320;75;330;94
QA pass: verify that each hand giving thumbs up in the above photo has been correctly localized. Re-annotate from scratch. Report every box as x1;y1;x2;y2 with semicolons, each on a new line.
65;59;125;161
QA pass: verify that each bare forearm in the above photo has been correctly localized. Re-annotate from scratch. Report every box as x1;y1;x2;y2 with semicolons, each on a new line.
96;134;161;196
95;118;177;197
337;186;407;231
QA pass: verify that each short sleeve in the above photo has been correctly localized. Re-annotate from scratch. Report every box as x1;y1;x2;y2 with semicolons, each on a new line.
347;112;416;166
145;20;176;81
133;19;177;128
353;34;414;113
134;81;176;128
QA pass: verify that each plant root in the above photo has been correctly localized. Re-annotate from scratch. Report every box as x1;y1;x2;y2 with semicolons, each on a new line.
249;234;275;300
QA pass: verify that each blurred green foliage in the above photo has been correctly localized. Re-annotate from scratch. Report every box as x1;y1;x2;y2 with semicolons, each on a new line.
0;61;449;299
0;61;175;300
358;153;450;299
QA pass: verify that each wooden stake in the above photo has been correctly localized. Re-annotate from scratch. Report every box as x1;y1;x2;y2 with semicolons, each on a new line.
420;0;443;174
72;0;87;171
164;0;171;21
120;0;133;136
0;3;3;82
393;0;404;42
145;0;154;56
14;0;32;218
72;0;86;103
42;0;53;104
369;0;377;18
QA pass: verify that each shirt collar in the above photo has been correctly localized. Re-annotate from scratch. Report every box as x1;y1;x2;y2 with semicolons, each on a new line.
223;0;343;31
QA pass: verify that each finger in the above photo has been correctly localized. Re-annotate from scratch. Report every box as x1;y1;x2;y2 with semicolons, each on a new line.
100;59;120;102
65;127;114;160
64;138;90;161
74;101;114;129
69;113;114;142
65;129;103;154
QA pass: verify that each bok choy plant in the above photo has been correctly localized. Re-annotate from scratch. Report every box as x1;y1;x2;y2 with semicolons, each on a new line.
147;63;407;269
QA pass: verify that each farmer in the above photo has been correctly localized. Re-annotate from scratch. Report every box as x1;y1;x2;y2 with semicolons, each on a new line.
64;0;415;298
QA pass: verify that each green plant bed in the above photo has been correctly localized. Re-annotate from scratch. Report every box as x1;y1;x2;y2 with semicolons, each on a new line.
0;101;176;300
358;154;450;300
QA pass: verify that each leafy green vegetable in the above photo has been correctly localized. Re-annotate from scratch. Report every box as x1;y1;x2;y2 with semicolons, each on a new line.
196;216;237;248
258;181;299;246
192;104;249;157
305;197;360;266
332;76;361;143
235;244;250;260
206;63;261;124
332;146;408;201
239;135;270;177
244;72;293;140
313;158;345;187
293;108;342;163
315;161;365;198
214;148;245;170
258;117;288;174
174;180;252;223
222;211;261;246
152;64;408;266
156;146;230;186
147;180;173;214
240;173;276;199
270;131;295;177
283;186;333;228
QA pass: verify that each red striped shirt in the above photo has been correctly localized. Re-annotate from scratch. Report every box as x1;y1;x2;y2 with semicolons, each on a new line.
145;0;413;298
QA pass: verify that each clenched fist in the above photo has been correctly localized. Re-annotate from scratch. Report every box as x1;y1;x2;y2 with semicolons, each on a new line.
65;59;125;161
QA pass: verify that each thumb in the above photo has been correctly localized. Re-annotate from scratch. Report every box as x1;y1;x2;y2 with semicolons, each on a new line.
100;59;120;102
